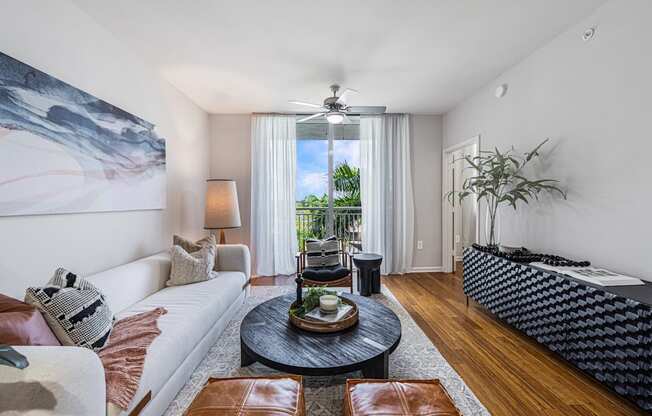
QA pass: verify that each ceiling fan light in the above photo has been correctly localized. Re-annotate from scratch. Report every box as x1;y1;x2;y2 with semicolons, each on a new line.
326;112;344;124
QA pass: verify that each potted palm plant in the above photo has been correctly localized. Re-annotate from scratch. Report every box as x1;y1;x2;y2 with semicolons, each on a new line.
447;139;566;248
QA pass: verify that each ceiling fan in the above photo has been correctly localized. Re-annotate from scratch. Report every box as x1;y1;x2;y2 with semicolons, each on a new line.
289;84;386;124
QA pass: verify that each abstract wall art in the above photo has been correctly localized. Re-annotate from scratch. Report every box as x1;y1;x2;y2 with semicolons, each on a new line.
0;51;166;216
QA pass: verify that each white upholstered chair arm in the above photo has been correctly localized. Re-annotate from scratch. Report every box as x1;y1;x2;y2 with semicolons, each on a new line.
0;346;106;416
216;244;251;280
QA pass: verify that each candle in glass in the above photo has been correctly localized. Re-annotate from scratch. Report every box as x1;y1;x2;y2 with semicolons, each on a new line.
319;295;338;312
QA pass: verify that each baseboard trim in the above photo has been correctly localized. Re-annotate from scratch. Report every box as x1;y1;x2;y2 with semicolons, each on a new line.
408;266;443;273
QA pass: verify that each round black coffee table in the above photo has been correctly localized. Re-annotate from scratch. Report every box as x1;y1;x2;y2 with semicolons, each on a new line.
240;293;401;378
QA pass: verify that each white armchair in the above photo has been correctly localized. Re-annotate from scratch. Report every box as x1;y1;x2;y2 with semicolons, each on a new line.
0;346;106;416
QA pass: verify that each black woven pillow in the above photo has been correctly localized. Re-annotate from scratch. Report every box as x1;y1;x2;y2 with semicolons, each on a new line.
25;268;113;351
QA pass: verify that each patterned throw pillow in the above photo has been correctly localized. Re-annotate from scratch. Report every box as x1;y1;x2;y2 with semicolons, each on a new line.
305;236;340;268
25;268;114;351
173;234;219;271
168;236;217;286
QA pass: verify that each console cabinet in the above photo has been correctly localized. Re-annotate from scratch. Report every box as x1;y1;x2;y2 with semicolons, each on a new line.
463;247;652;411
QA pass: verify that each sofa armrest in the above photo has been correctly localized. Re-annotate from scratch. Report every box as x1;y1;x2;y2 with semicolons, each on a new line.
216;244;251;280
0;346;106;415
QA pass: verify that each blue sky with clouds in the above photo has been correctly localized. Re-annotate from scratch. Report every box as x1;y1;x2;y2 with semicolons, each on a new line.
296;139;360;201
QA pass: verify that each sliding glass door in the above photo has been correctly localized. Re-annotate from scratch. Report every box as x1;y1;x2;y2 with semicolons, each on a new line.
296;117;361;248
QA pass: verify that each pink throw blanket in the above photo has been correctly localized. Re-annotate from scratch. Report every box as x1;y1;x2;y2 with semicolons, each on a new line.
98;307;167;410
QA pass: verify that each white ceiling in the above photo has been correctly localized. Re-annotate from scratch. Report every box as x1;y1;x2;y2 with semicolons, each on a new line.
73;0;605;114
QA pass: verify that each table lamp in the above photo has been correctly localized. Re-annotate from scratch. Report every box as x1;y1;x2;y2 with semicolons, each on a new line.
204;179;241;244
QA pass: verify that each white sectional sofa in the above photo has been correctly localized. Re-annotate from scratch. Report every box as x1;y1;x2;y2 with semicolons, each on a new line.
2;244;250;416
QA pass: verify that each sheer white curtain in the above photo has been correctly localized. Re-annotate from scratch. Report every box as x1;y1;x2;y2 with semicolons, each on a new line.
251;114;298;276
360;114;414;274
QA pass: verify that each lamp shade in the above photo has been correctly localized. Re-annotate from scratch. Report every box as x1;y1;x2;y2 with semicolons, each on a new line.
204;179;241;229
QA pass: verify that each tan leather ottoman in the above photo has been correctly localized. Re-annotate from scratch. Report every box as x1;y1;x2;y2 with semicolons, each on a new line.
344;379;461;416
185;375;305;416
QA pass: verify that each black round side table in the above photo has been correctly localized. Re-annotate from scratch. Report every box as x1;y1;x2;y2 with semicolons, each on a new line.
353;253;383;296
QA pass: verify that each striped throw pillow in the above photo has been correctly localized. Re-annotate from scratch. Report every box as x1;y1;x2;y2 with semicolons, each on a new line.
305;236;340;268
25;268;114;351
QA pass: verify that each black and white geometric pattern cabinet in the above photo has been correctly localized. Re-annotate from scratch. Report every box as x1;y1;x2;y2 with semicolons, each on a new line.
463;248;652;412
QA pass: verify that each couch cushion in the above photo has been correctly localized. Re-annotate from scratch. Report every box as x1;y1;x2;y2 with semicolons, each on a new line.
302;265;350;282
86;252;171;314
116;271;246;405
5;346;106;416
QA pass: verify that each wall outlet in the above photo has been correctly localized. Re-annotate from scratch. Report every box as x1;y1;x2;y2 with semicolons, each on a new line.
455;234;461;243
417;240;423;250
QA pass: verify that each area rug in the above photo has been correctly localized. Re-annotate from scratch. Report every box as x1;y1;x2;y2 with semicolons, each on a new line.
164;286;490;415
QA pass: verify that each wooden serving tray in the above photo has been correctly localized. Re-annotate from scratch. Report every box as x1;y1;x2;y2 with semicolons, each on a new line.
289;297;359;333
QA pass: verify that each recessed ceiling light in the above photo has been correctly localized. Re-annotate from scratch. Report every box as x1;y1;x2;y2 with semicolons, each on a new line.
582;27;596;42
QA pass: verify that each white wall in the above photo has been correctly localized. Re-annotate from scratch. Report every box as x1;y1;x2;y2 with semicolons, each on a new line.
443;0;652;280
411;115;443;270
209;115;252;247
208;114;443;271
0;0;210;298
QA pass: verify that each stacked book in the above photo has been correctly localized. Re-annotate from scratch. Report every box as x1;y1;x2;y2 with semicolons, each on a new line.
532;263;644;286
304;304;353;323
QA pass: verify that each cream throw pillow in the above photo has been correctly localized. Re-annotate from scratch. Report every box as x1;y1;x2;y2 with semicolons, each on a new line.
168;235;217;286
173;234;219;271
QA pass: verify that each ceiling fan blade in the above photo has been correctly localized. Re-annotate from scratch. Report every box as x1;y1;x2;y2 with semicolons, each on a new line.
347;106;386;114
297;113;325;123
336;88;359;105
289;100;324;109
342;114;353;124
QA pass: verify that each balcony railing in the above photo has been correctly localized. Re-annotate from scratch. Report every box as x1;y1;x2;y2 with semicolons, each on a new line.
296;206;362;248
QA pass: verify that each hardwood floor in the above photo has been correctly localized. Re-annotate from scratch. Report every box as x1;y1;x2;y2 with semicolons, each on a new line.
251;274;296;286
251;268;645;415
384;266;645;416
